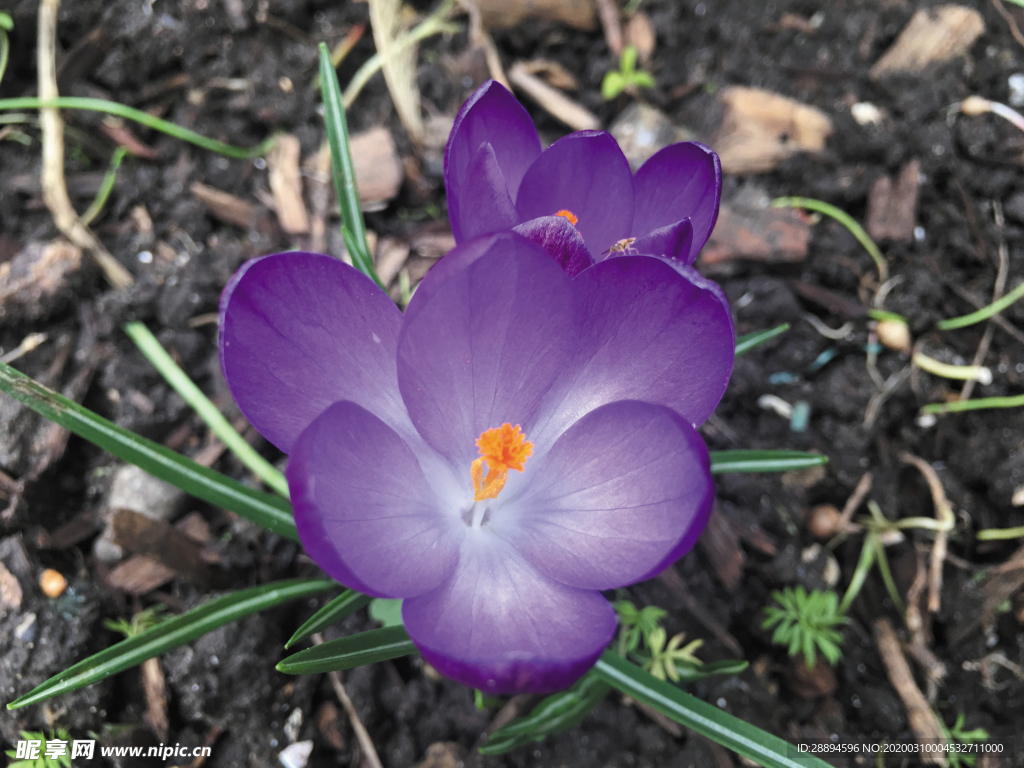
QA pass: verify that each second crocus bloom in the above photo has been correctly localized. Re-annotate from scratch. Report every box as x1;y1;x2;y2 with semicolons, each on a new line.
444;80;722;268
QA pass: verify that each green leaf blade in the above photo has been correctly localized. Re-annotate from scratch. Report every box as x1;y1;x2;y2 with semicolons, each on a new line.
0;361;298;539
286;590;373;648
7;579;333;710
735;323;790;355
710;450;828;474
593;651;831;768
277;625;416;674
318;43;381;287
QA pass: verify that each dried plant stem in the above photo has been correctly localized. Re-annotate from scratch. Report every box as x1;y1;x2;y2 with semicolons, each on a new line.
899;452;955;612
313;633;384;768
37;0;133;289
991;0;1024;49
904;549;946;704
838;472;872;530
961;205;1008;401
873;618;948;766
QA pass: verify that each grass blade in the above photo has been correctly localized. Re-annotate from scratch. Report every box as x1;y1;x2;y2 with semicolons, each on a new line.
285;590;373;648
736;324;790;356
123;321;289;497
0;97;275;158
710;450;827;474
593;651;830;768
277;625;416;674
318;43;382;287
0;361;297;539
937;280;1024;330
7;579;333;710
771;196;887;283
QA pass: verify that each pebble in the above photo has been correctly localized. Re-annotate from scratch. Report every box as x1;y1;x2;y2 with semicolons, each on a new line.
278;741;313;768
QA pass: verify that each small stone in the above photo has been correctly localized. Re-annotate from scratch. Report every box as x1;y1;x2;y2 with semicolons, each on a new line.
1009;74;1024;107
94;465;186;563
278;740;313;768
877;319;912;354
851;102;883;126
806;504;841;540
0;560;23;609
14;611;37;641
39;568;67;598
610;103;694;169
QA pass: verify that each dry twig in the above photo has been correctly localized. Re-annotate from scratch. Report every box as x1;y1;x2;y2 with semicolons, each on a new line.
460;0;509;88
595;0;624;56
313;633;384;768
904;549;947;703
991;0;1024;49
960;201;1008;401
37;0;133;288
874;618;948;766
508;62;600;131
899;452;955;612
838;472;873;531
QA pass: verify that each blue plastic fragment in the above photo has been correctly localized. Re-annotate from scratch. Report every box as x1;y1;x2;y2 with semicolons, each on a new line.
790;401;811;432
768;372;800;385
807;347;838;372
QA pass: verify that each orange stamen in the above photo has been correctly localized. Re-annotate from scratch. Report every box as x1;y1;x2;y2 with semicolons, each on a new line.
554;209;579;226
470;423;533;501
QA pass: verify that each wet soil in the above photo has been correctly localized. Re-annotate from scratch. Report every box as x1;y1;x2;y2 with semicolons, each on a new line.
2;0;1024;766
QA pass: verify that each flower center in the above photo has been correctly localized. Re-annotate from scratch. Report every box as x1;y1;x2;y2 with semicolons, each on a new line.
554;209;579;226
470;423;533;501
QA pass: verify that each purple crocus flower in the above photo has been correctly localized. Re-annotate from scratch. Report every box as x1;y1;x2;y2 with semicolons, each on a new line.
219;231;733;694
444;80;722;272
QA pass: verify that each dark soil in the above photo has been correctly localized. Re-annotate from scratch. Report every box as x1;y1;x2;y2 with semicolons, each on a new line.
2;0;1024;766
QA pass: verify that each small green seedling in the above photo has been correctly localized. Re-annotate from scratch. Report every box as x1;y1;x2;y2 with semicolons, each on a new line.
0;12;12;87
613;598;667;657
762;586;846;668
644;626;704;682
6;730;73;768
939;712;990;768
104;604;168;639
601;45;656;100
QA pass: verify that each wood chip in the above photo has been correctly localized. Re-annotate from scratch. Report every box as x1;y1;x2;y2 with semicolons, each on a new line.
595;0;624;56
867;159;921;242
873;618;948;766
711;87;832;174
374;237;411;287
350;127;404;211
413;743;464;768
44;509;102;550
698;187;811;268
508;61;601;132
105;555;176;595
316;702;346;750
190;182;259;228
521;59;579;91
699;506;744;592
0;560;23;609
143;656;169;742
112;508;213;585
869;6;984;80
476;0;595;30
267;134;310;235
624;12;656;64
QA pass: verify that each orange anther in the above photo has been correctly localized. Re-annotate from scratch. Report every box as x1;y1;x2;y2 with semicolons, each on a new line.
554;209;579;226
471;424;533;501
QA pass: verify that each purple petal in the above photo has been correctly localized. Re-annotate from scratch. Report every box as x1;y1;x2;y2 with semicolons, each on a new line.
403;536;616;693
218;252;408;454
534;255;734;443
630;218;694;262
494;400;712;590
513;216;594;276
445;80;541;241
515;131;634;258
397;235;578;464
288;401;461;598
631;142;721;264
449;142;520;243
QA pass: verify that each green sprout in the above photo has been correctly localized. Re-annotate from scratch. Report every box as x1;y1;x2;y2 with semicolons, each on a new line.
0;12;11;87
939;712;990;768
613;599;666;657
103;604;168;639
762;586;846;668
645;627;703;682
6;730;73;768
601;45;656;100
